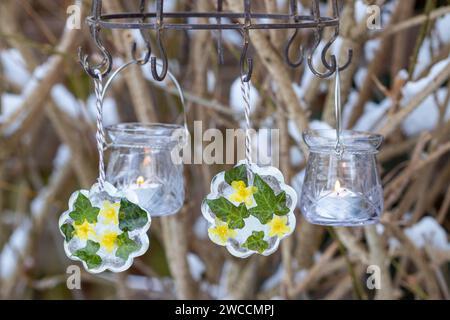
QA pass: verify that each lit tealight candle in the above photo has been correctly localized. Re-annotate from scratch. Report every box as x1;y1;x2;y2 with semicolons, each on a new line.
128;176;163;213
136;175;146;187
315;179;364;222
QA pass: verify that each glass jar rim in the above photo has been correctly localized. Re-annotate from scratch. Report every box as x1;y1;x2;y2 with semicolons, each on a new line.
106;122;186;149
302;129;383;153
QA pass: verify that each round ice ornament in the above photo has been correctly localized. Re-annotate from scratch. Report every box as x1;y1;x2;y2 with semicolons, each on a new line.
57;63;158;273
300;129;383;226
59;182;151;273
202;161;297;258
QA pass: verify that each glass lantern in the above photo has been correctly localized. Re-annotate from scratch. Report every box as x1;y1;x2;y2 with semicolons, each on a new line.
300;130;384;226
105;123;186;216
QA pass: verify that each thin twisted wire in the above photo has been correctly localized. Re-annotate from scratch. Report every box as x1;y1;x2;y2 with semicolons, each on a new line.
94;69;106;190
334;65;344;158
241;76;252;165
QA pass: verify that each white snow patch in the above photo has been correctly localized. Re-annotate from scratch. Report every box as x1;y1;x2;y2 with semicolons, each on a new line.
354;0;369;24
390;216;450;251
30;192;46;218
310;120;333;131
354;68;368;91
87;94;120;126
22;61;52;98
365;39;381;62
288;119;332;145
291;170;305;209
0;94;27;135
207;70;216;93
288;120;303;145
193;216;208;239
354;98;391;132
0;49;30;87
402;88;450;137
294;269;308;284
53;144;71;169
290;146;303;167
51;84;80;118
229;77;260;117
436;14;450;44
0;94;24;121
400;58;450;136
187;252;206;281
405;217;450;250
0;219;32;279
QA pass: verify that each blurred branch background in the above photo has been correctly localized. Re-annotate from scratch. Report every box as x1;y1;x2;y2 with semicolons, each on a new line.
0;0;450;300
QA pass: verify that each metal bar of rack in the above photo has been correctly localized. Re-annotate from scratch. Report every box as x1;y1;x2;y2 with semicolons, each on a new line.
79;0;352;81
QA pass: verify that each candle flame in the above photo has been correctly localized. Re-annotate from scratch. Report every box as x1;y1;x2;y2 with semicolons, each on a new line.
136;176;145;186
143;155;151;166
334;180;341;193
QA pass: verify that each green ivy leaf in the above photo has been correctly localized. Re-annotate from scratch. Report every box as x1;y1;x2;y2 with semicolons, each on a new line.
74;240;102;269
242;231;269;253
119;199;148;232
60;223;75;241
116;232;141;261
69;193;100;225
248;174;290;224
206;197;250;229
224;164;248;186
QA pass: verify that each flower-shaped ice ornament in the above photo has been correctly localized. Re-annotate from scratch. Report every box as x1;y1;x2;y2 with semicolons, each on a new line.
201;161;297;258
59;182;151;273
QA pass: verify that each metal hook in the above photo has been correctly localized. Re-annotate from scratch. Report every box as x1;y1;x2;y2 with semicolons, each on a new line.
285;28;304;68
78;0;112;79
78;25;112;79
318;0;352;75
151;28;168;81
240;28;253;83
320;28;353;73
285;0;303;68
131;40;151;66
131;0;152;65
131;0;152;67
307;28;336;79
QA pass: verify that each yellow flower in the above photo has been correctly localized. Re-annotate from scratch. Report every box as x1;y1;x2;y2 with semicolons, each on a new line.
229;180;257;206
99;231;118;253
74;220;95;240
99;201;120;225
208;219;237;245
268;216;290;238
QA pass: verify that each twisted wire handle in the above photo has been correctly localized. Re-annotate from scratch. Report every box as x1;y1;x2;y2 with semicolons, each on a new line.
334;64;344;158
240;75;252;166
94;69;106;190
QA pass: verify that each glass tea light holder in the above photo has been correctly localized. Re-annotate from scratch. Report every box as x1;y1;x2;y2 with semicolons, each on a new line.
300;67;384;226
103;61;188;217
105;123;186;216
300;130;384;226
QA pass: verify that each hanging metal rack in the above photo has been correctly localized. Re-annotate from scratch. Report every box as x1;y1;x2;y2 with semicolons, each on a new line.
79;0;352;81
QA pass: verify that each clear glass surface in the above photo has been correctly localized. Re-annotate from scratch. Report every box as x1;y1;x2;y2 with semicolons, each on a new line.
105;123;185;216
300;130;384;226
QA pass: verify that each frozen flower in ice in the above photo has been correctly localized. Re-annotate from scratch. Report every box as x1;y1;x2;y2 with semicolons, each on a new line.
208;219;237;245
99;200;120;225
74;220;95;241
59;182;151;273
229;180;257;206
98;230;118;253
268;216;290;238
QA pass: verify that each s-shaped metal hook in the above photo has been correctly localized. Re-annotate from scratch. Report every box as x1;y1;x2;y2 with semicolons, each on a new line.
78;0;112;79
284;0;303;68
240;27;253;83
306;0;352;78
150;28;168;81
